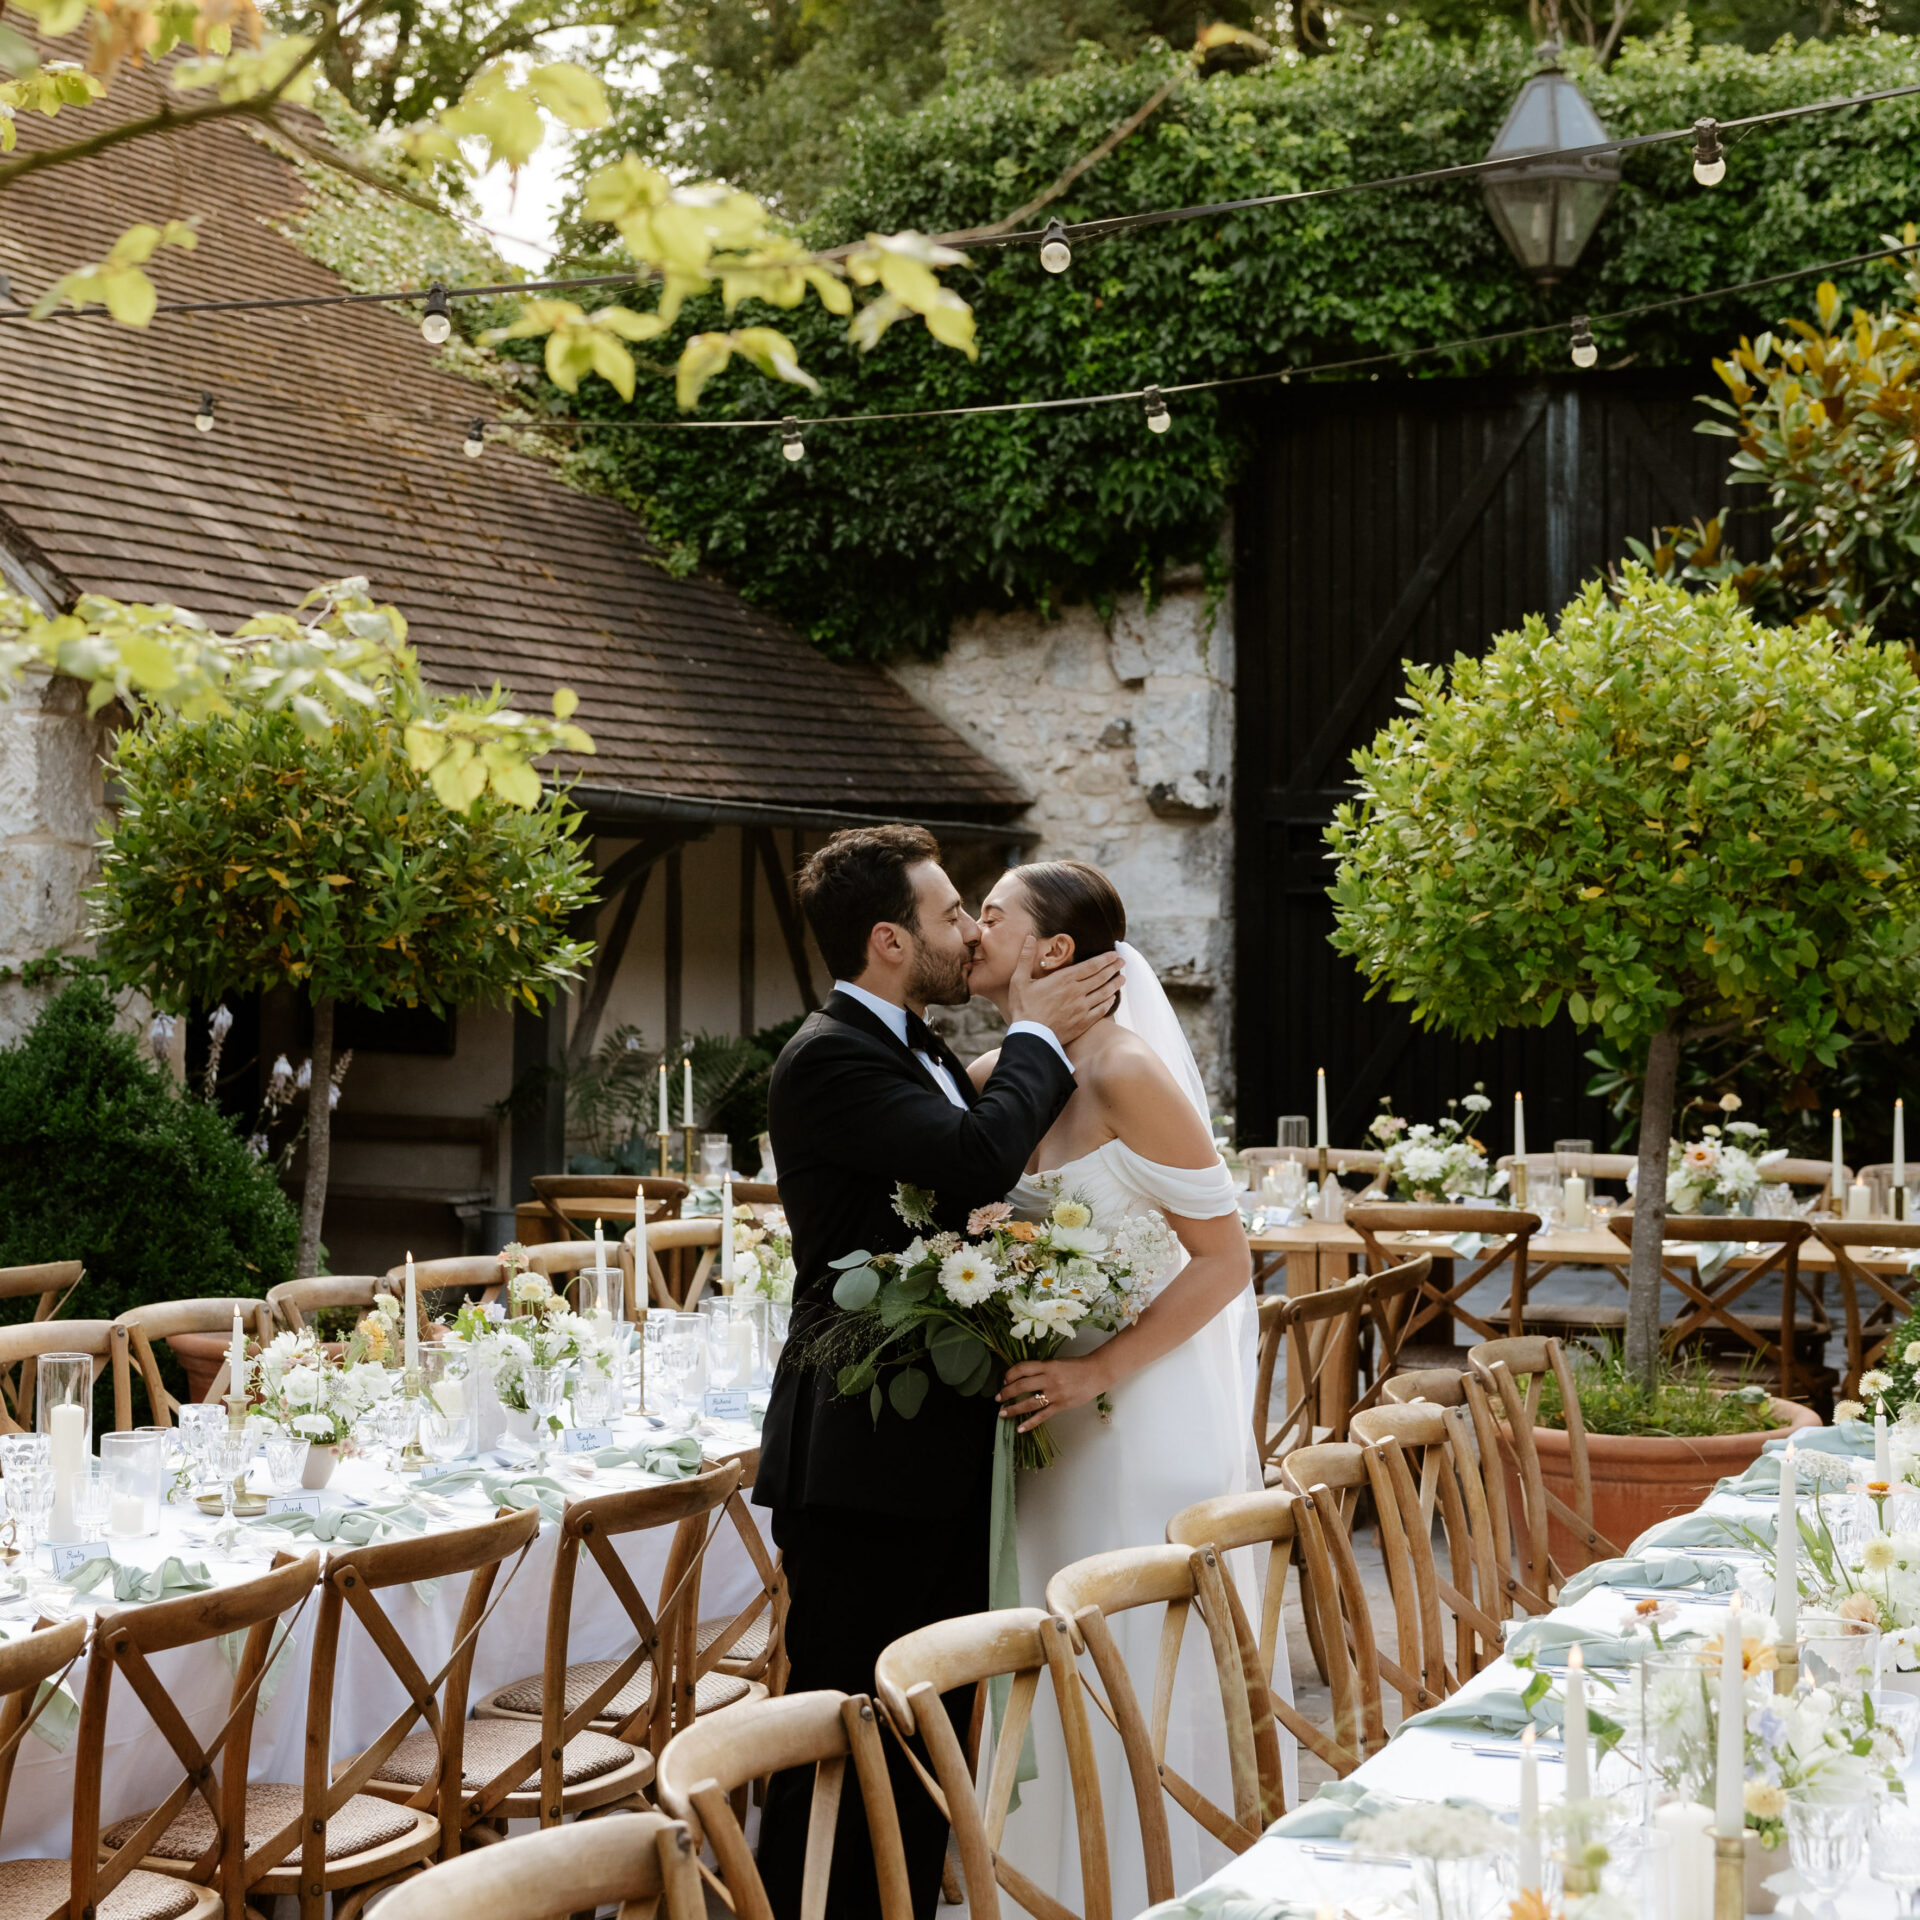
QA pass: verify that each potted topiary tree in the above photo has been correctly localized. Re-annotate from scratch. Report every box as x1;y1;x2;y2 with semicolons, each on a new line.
1328;569;1920;1523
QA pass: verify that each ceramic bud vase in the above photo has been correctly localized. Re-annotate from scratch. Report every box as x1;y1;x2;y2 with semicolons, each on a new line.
301;1444;339;1490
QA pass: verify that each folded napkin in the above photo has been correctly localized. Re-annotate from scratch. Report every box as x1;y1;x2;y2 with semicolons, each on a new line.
1138;1885;1321;1920
1717;1450;1858;1497
1504;1617;1694;1670
1400;1685;1565;1741
254;1501;431;1547
1629;1510;1771;1556
66;1555;212;1603
1765;1425;1873;1461
1266;1778;1499;1840
592;1434;704;1478
1557;1551;1737;1603
682;1186;724;1217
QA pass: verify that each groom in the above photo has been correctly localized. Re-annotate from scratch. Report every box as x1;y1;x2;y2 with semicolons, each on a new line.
754;824;1123;1920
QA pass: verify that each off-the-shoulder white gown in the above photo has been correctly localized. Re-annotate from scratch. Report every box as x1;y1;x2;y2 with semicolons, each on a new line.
996;1137;1296;1919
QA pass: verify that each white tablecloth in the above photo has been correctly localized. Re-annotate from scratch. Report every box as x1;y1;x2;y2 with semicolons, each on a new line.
0;1421;771;1861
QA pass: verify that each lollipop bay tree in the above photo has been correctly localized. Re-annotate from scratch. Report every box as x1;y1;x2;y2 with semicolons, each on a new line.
1328;568;1920;1388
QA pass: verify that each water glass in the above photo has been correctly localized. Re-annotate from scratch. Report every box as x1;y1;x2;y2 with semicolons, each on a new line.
5;1462;52;1558
699;1132;732;1181
1405;1849;1513;1920
74;1465;112;1545
651;1314;708;1431
522;1365;567;1464
101;1429;165;1538
1871;1796;1920;1914
1800;1610;1881;1693
1786;1797;1865;1906
176;1403;224;1491
1872;1688;1920;1762
374;1395;417;1473
1276;1115;1309;1151
262;1426;309;1493
572;1372;615;1432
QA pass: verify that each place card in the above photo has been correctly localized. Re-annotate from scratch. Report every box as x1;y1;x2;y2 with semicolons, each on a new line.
563;1426;613;1454
265;1493;323;1516
49;1545;92;1580
703;1387;751;1421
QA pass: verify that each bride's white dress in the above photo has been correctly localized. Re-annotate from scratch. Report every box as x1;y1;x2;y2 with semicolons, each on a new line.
995;1135;1296;1920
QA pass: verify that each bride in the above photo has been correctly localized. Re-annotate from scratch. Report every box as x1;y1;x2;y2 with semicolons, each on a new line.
962;859;1290;1917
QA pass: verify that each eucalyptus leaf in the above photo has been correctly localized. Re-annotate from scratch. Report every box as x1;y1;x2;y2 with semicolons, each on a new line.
928;1323;986;1386
832;1265;880;1311
837;1358;876;1396
888;1367;929;1419
828;1249;872;1270
957;1349;996;1397
877;1279;923;1329
869;1382;883;1426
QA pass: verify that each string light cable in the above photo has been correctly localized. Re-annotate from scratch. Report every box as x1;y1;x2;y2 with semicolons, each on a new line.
9;76;1920;327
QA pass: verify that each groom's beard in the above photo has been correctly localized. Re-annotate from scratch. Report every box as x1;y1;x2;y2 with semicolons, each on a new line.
907;940;972;1010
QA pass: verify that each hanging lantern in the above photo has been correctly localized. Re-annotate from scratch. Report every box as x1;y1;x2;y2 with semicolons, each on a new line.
1481;44;1620;285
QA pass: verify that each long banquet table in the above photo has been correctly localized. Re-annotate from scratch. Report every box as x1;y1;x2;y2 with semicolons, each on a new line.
0;1417;771;1862
1189;1426;1907;1918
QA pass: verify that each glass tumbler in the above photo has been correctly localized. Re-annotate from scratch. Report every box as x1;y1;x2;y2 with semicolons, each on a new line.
101;1429;164;1538
1785;1797;1865;1908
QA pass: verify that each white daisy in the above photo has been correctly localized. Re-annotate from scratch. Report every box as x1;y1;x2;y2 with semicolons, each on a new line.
938;1246;1002;1308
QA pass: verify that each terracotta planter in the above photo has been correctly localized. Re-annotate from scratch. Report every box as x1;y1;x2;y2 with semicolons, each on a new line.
1528;1397;1821;1565
167;1330;232;1406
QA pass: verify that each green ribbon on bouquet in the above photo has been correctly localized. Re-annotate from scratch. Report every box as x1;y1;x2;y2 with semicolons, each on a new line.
987;1417;1038;1810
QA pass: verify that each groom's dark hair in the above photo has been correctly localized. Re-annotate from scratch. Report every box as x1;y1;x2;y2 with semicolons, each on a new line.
798;824;943;981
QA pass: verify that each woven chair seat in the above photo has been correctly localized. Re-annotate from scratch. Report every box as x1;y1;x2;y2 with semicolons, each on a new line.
379;1718;635;1790
697;1614;769;1664
0;1858;199;1920
488;1659;749;1722
105;1781;418;1864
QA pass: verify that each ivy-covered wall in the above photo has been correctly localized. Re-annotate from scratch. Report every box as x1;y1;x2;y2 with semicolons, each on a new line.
536;23;1920;660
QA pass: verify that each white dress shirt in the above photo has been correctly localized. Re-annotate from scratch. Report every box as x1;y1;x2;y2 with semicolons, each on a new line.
831;980;1072;1109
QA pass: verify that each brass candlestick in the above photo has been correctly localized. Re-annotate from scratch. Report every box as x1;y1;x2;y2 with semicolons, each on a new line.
1511;1162;1529;1209
1898;1185;1909;1222
1713;1832;1745;1920
399;1365;428;1473
656;1130;675;1178
217;1393;267;1516
1772;1644;1799;1696
682;1124;700;1182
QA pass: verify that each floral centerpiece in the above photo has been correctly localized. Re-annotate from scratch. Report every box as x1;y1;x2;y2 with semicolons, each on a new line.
812;1184;1178;1470
1664;1102;1783;1215
246;1328;393;1449
731;1210;794;1303
447;1277;612;1431
1367;1088;1499;1203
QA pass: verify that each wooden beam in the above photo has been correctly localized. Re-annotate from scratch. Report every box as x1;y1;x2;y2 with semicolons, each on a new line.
566;861;654;1071
738;831;756;1039
755;828;818;1012
665;848;684;1053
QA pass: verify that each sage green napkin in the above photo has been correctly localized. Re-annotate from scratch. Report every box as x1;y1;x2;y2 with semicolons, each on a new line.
1717;1450;1858;1497
1629;1510;1771;1556
1765;1426;1872;1461
1266;1778;1501;1839
66;1556;211;1603
255;1500;439;1603
27;1677;78;1752
1558;1552;1738;1602
1400;1684;1565;1740
1504;1617;1696;1670
591;1434;703;1478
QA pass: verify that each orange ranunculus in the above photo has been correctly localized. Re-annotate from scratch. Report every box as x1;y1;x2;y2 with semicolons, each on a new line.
1006;1221;1040;1242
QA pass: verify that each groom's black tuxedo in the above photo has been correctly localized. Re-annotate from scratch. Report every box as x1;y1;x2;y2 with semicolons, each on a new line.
754;989;1074;1920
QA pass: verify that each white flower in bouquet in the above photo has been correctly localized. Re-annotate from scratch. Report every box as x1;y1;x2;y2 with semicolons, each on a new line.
1346;1802;1509;1861
281;1363;322;1408
1050;1199;1094;1232
1370;1095;1494;1201
938;1244;1002;1308
1006;1288;1087;1342
509;1272;552;1307
1666;1128;1781;1213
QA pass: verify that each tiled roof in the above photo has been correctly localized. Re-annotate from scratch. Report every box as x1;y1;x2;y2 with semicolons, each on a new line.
0;65;1029;822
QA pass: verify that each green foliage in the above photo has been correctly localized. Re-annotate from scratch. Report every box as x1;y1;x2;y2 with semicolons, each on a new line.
1537;1339;1779;1437
537;24;1920;659
1869;1299;1920;1413
566;1023;783;1169
1644;255;1920;645
0;980;299;1321
92;700;597;1017
1327;568;1920;1070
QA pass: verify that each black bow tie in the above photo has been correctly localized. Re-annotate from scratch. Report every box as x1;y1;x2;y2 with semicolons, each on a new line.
903;1010;943;1058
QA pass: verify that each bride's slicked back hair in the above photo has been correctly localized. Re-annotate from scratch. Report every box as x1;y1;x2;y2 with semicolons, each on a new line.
1012;860;1126;965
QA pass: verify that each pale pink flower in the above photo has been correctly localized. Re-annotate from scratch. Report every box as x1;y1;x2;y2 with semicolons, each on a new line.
967;1202;1014;1236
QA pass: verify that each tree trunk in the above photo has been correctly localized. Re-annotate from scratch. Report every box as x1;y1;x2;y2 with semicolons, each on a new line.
296;994;335;1277
1626;1022;1683;1389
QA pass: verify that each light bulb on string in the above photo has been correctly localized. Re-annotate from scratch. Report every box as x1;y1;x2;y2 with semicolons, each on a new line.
1691;118;1726;187
193;392;215;433
1039;219;1072;275
1141;385;1171;434
463;419;486;459
421;283;453;345
1569;315;1598;369
780;418;806;462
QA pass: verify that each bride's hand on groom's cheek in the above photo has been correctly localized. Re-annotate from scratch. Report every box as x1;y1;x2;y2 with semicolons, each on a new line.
1007;936;1126;1045
997;1358;1107;1432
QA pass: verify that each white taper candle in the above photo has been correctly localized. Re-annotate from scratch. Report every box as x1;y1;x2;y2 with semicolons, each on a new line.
1775;1443;1798;1642
1716;1597;1746;1839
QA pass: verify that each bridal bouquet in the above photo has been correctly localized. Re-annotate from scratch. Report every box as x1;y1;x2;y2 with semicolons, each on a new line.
246;1328;395;1448
813;1183;1178;1470
1368;1089;1499;1202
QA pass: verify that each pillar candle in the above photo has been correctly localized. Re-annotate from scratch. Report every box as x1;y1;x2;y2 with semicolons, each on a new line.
1716;1598;1746;1839
657;1063;669;1134
1563;1645;1590;1802
435;1374;467;1419
1518;1725;1541;1888
1562;1174;1588;1231
1877;1402;1893;1484
228;1305;247;1395
1315;1069;1328;1148
1850;1179;1873;1220
48;1402;83;1542
720;1174;735;1290
1898;1099;1908;1190
1775;1443;1798;1642
1832;1108;1845;1209
403;1251;420;1372
727;1316;753;1388
683;1055;694;1128
1654;1801;1715;1913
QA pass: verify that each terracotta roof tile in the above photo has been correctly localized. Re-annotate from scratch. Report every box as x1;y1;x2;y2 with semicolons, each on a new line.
0;64;1028;821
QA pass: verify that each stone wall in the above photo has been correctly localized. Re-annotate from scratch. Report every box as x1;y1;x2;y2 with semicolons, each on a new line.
889;566;1236;1117
0;675;113;1045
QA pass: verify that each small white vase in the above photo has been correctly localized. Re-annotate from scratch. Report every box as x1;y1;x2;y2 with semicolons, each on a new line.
301;1444;339;1490
501;1406;535;1448
471;1368;507;1453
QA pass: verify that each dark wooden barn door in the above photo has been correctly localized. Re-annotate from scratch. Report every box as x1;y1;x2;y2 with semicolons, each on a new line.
1234;372;1733;1151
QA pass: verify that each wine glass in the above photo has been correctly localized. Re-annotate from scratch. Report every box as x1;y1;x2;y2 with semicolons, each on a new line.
572;1371;614;1436
375;1395;417;1478
1786;1798;1866;1919
208;1427;254;1549
418;1392;469;1469
262;1426;309;1495
1872;1797;1920;1915
4;1459;51;1561
176;1403;224;1495
74;1465;112;1545
521;1365;567;1467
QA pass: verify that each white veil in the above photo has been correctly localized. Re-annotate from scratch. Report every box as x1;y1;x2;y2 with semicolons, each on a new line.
1112;939;1212;1132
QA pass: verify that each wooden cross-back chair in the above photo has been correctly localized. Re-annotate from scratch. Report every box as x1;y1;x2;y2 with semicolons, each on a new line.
75;1553;322;1920
531;1175;688;1242
474;1461;754;1811
1604;1214;1817;1399
0;1319;113;1438
0;1262;83;1431
1467;1335;1620;1594
1348;1206;1541;1348
1253;1276;1367;1481
521;1239;639;1317
265;1277;389;1336
374;1811;703;1920
123;1511;545;1920
627;1221;723;1311
874;1608;1110;1920
657;1691;910;1920
693;1444;786;1692
1812;1220;1920;1397
0;1615;223;1920
385;1256;506;1309
108;1298;273;1428
1348;1406;1511;1696
1043;1542;1287;1899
